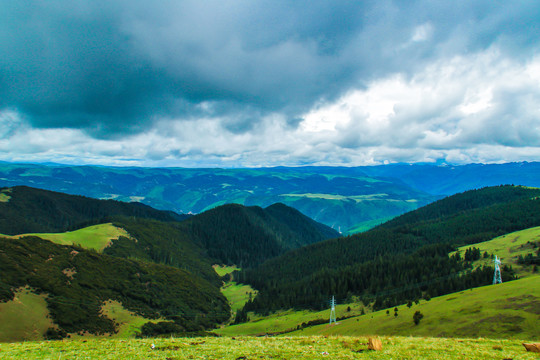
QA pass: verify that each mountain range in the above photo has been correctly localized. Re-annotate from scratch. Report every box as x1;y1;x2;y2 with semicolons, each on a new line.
0;185;337;339
1;184;539;340
1;161;539;234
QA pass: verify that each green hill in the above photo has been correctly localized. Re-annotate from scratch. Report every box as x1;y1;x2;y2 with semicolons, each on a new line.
0;186;339;341
237;186;540;314
179;203;339;268
290;276;539;340
0;186;184;235
455;226;540;278
0;236;230;340
0;223;131;252
217;276;539;340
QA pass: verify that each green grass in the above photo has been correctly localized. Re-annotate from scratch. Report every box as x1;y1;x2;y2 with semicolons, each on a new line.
1;223;132;252
213;265;240;277
289;276;539;340
0;188;11;203
100;300;160;338
454;226;540;277
214;265;257;314
1;335;538;359
217;276;539;340
216;303;365;336
0;287;55;342
221;282;257;313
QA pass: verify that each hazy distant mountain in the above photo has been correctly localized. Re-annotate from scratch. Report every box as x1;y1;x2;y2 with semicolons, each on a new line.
0;162;538;233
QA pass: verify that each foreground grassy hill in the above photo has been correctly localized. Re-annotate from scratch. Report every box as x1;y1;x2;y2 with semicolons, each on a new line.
217;276;539;340
291;276;539;340
1;335;538;359
220;225;540;340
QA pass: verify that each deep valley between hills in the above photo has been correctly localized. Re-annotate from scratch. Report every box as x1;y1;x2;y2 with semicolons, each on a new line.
0;164;539;358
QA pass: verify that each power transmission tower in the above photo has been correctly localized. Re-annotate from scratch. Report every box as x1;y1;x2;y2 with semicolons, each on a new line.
493;255;503;284
329;296;337;324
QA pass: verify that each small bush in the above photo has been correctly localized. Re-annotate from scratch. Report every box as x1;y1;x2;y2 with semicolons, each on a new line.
413;311;424;325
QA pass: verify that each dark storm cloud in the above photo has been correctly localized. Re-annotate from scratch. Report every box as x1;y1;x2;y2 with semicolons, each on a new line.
1;0;539;138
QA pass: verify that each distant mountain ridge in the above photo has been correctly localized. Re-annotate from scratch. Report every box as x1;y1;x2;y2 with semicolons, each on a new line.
0;162;538;233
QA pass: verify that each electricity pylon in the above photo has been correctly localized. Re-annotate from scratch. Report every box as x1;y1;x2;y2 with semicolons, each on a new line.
329;296;337;324
493;255;502;284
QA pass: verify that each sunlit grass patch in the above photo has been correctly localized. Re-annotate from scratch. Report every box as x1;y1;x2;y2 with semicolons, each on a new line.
221;282;256;313
213;264;240;277
1;223;132;252
0;287;54;342
0;188;12;203
100;300;157;338
453;226;540;277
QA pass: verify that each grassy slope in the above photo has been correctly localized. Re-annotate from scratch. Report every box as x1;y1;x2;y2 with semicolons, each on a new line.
220;228;540;339
455;226;540;277
0;287;54;342
290;276;539;340
100;300;160;338
216;303;365;336
218;277;539;340
214;265;257;314
0;188;11;202
0;295;162;342
1;223;131;252
1;336;537;359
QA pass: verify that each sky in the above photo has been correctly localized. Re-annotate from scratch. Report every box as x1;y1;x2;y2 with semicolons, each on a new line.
1;0;539;167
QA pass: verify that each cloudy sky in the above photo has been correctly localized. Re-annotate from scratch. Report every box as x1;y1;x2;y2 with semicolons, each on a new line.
1;0;539;167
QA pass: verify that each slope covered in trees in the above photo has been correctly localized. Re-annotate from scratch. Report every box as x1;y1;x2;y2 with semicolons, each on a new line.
0;186;337;273
179;203;339;268
0;186;185;235
0;236;230;336
237;186;540;314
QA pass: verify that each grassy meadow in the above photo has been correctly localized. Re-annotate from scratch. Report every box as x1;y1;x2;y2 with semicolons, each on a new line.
1;335;538;359
0;287;54;342
1;223;131;252
455;226;540;277
218;276;539;340
214;265;257;314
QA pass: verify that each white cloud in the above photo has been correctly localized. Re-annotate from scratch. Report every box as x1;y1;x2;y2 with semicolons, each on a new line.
1;46;539;167
298;47;540;164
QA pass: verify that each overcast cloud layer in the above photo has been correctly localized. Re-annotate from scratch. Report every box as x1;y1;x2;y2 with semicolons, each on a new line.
1;0;539;166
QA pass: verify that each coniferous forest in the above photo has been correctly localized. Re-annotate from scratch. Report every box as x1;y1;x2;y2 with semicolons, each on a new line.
235;186;540;317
